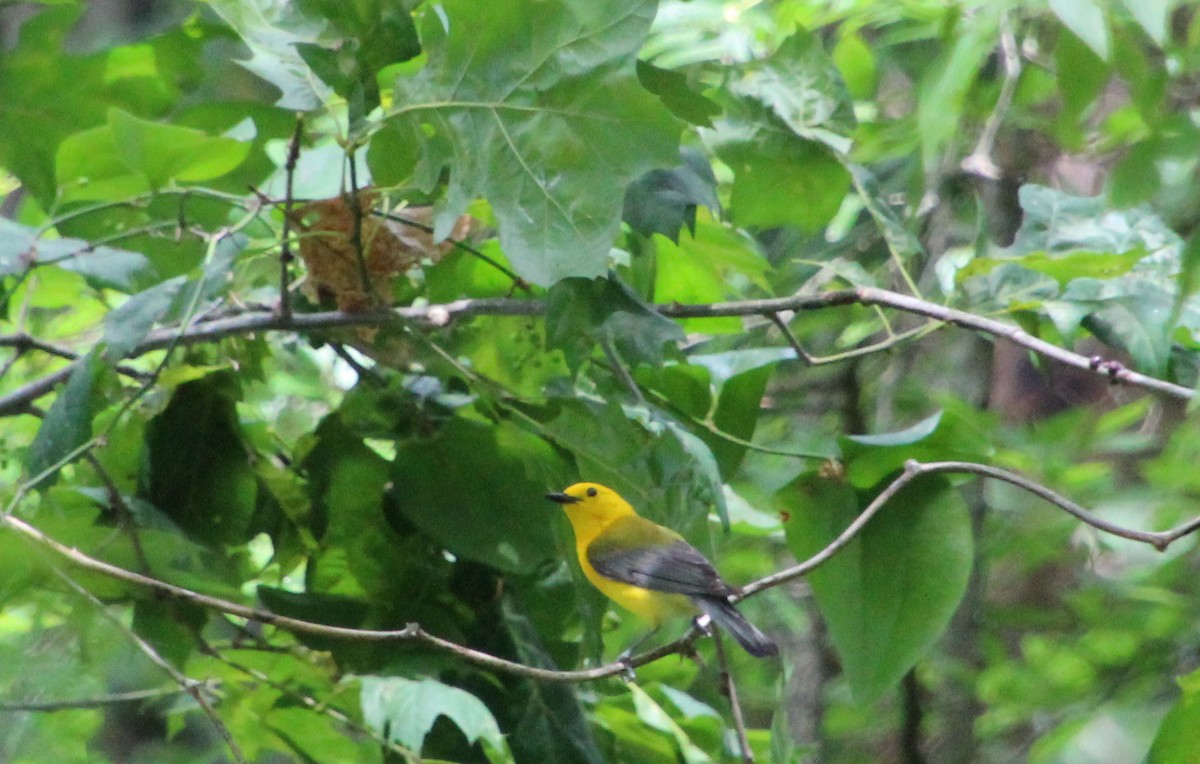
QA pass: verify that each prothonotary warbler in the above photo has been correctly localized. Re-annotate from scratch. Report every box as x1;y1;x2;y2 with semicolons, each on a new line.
546;482;777;658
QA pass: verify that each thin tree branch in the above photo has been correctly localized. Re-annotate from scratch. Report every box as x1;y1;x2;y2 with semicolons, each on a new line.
1;287;1193;416
5;454;1198;687
55;571;246;764
0;333;150;380
961;14;1022;181
601;334;646;405
277;115;304;321
344;148;373;300
375;210;532;293
0;512;682;684
82;452;150;573
712;630;754;763
741;459;1200;601
0;685;205;713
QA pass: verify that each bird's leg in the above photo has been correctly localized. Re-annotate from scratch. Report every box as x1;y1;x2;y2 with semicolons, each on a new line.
616;627;659;679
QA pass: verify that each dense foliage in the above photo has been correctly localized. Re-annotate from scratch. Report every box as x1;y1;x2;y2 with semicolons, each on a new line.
3;0;1200;761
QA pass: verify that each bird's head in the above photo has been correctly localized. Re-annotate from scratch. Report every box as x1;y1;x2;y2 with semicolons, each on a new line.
546;482;635;531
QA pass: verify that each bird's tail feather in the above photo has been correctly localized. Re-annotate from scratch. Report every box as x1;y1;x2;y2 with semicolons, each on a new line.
696;597;777;658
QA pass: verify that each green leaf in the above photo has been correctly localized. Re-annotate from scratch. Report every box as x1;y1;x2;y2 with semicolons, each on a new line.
107;108;251;189
628;684;713;764
360;676;505;753
56;109;251;201
1064;277;1174;376
293;0;420;124
1148;670;1200;763
730;28;855;154
623;148;718;242
103;276;187;361
390;418;560;574
26;350;108;488
501;598;606;764
1055;28;1109;126
636;60;722;127
302;414;426;603
916;10;998;170
958;249;1148;288
1049;0;1111;61
1011;185;1182;258
202;0;336;109
652;212;773;334
690;349;788;475
840;406;993;489
783;473;973;704
0;218;156;292
386;0;680;285
546;275;684;371
832;29;877;100
139;370;266;546
1119;0;1172;46
0;6;114;203
715;132;850;232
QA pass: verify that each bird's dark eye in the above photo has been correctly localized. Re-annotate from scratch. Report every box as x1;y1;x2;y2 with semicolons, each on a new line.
587;486;598;497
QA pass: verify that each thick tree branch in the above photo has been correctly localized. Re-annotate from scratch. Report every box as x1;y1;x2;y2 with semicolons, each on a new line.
2;286;1191;417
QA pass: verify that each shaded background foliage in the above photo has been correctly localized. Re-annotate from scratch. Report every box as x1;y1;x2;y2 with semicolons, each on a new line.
3;0;1200;762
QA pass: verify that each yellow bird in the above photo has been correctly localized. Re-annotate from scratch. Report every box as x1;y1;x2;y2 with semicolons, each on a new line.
546;482;777;658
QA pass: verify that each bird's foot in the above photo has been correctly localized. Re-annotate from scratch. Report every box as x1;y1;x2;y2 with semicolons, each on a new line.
615;649;637;681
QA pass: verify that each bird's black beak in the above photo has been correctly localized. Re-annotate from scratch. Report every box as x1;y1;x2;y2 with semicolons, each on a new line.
545;492;580;505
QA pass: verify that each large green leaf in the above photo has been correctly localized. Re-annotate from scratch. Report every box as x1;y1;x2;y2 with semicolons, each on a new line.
201;0;336;109
652;212;773;335
1049;0;1110;61
384;0;680;285
0;7;119;203
623;148;719;243
502;598;606;764
301;414;429;603
26;350;108;488
56;108;251;202
389;417;560;574
840;407;993;489
783;473;973;704
535;397;724;539
360;676;506;754
546;275;685;371
1147;669;1200;763
138;371;268;546
729;28;855;155
961;186;1186;376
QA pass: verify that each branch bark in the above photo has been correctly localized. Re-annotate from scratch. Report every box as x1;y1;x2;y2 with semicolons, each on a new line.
5;458;1198;686
1;286;1192;417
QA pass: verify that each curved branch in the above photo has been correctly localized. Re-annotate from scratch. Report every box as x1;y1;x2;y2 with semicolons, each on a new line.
6;458;1199;685
0;513;686;684
1;286;1192;418
740;459;1200;600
